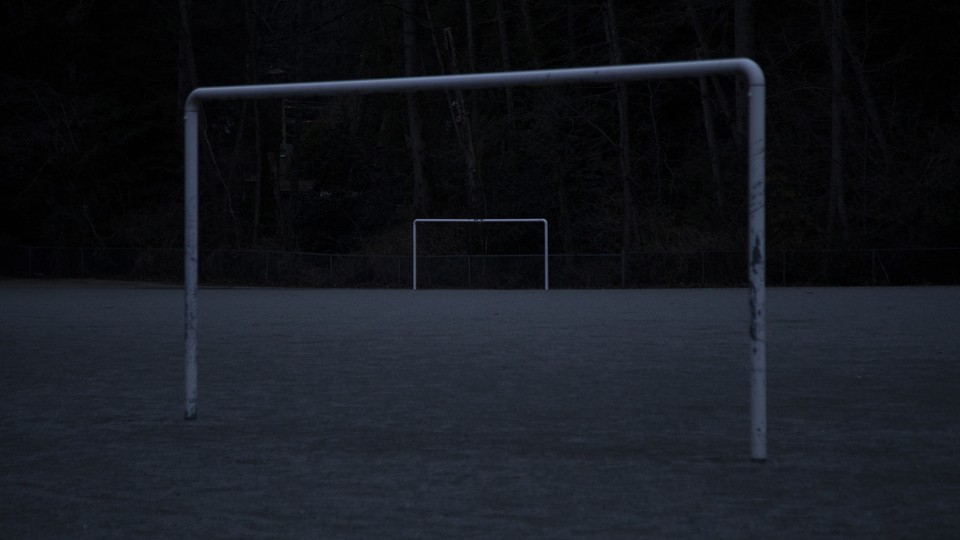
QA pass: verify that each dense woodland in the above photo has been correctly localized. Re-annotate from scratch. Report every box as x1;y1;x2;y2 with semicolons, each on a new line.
2;0;958;261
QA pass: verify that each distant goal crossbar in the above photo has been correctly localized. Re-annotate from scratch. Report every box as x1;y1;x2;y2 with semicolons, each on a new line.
412;218;549;290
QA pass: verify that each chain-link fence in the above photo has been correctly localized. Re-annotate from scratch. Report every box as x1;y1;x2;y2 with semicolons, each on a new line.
2;244;958;287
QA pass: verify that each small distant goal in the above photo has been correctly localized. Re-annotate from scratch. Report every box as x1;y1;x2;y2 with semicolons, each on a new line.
412;218;549;290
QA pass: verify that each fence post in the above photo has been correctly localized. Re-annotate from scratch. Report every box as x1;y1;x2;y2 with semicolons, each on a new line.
700;251;706;285
621;252;626;288
782;251;787;286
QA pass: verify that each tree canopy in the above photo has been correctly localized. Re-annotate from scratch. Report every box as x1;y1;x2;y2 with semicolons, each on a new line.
2;0;957;255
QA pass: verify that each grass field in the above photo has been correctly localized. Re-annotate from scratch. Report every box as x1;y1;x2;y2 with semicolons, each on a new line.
2;282;958;538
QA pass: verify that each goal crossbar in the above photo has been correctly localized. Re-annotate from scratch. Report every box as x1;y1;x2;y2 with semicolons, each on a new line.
412;218;549;290
183;58;767;461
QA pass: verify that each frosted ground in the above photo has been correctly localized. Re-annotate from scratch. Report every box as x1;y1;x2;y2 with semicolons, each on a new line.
2;282;958;538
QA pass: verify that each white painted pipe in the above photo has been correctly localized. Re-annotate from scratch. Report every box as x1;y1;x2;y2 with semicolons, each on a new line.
748;81;767;461
184;109;199;421
184;59;766;461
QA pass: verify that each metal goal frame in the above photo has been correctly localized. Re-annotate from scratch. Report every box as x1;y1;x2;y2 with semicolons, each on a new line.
183;58;767;461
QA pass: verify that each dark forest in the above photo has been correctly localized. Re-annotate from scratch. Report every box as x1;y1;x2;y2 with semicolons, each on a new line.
2;0;958;285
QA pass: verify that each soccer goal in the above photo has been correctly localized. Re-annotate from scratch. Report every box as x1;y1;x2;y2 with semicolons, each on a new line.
412;218;549;290
183;59;767;461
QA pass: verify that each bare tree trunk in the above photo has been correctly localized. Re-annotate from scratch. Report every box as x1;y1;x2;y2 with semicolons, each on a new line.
519;0;541;69
403;0;430;215
252;102;263;244
64;2;89;87
442;26;484;215
494;0;515;125
286;0;306;249
680;5;727;207
838;8;886;240
734;0;754;143
822;0;848;243
734;0;755;62
423;1;484;215
227;102;249;189
177;0;198;117
271;136;285;245
697;49;724;209
839;10;889;160
683;0;736;142
186;0;242;247
553;163;575;268
464;0;477;73
291;0;304;196
245;0;264;245
603;0;641;253
463;0;480;133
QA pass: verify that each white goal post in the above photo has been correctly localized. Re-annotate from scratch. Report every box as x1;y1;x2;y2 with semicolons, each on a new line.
412;218;549;290
183;59;767;462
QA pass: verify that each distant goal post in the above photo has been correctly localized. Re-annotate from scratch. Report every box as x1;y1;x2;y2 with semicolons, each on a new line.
412;218;549;290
